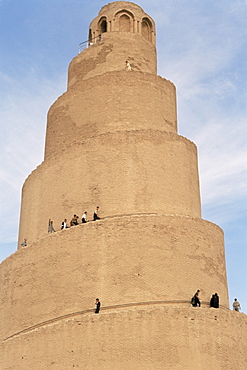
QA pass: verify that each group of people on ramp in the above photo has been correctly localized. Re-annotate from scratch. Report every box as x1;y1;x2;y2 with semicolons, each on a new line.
47;206;101;233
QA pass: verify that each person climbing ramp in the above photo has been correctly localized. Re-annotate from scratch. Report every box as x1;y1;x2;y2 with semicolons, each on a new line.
93;206;100;221
95;298;101;313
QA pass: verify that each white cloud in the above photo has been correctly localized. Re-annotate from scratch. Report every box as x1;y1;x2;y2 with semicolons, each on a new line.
196;119;246;204
152;0;247;228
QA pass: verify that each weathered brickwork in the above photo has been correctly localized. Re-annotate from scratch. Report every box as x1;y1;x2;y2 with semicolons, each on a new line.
89;2;156;44
2;215;229;341
19;131;200;244
1;306;247;369
68;33;157;87
1;1;246;369
45;72;177;158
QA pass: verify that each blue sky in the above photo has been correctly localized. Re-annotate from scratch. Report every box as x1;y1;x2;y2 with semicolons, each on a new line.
0;0;246;313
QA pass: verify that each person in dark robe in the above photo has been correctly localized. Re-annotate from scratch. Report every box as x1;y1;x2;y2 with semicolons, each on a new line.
95;298;101;313
210;293;219;308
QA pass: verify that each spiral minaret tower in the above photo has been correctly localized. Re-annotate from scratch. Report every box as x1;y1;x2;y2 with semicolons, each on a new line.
1;2;246;369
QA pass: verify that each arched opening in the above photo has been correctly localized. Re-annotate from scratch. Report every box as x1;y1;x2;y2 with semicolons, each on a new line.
99;18;107;33
119;14;131;32
141;18;152;42
88;29;92;43
114;9;134;32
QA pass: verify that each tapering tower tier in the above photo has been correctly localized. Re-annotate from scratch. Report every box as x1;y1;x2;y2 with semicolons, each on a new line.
45;72;177;158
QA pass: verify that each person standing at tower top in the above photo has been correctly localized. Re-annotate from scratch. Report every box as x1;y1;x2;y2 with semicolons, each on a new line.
233;298;241;312
93;206;100;221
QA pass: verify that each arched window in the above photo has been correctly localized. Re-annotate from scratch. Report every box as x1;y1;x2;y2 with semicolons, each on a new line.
115;10;134;32
141;18;152;42
99;17;107;34
88;29;92;43
119;14;131;32
101;19;107;33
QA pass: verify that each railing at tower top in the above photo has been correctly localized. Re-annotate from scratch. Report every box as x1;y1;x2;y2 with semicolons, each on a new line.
78;34;102;53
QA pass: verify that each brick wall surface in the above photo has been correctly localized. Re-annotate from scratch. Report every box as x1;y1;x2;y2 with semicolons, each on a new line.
45;72;176;158
19;130;200;245
1;306;246;369
2;214;228;342
68;32;157;88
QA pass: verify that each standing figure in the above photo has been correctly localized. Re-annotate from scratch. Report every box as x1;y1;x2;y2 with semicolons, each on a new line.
210;293;219;308
126;60;132;71
95;298;101;314
233;298;241;312
48;219;56;233
191;289;201;307
21;238;27;248
61;219;68;229
82;212;87;223
93;206;100;221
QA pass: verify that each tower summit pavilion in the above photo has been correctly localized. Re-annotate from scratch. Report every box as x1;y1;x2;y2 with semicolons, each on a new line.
1;2;246;369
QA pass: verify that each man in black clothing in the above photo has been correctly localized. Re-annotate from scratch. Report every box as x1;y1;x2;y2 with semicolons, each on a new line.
191;289;201;307
95;298;101;313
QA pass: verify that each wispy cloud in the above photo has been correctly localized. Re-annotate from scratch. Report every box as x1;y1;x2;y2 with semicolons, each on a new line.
196;119;246;216
0;72;65;243
152;0;247;227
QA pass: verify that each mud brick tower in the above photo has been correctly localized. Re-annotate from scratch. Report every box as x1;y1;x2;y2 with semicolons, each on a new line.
1;2;246;369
